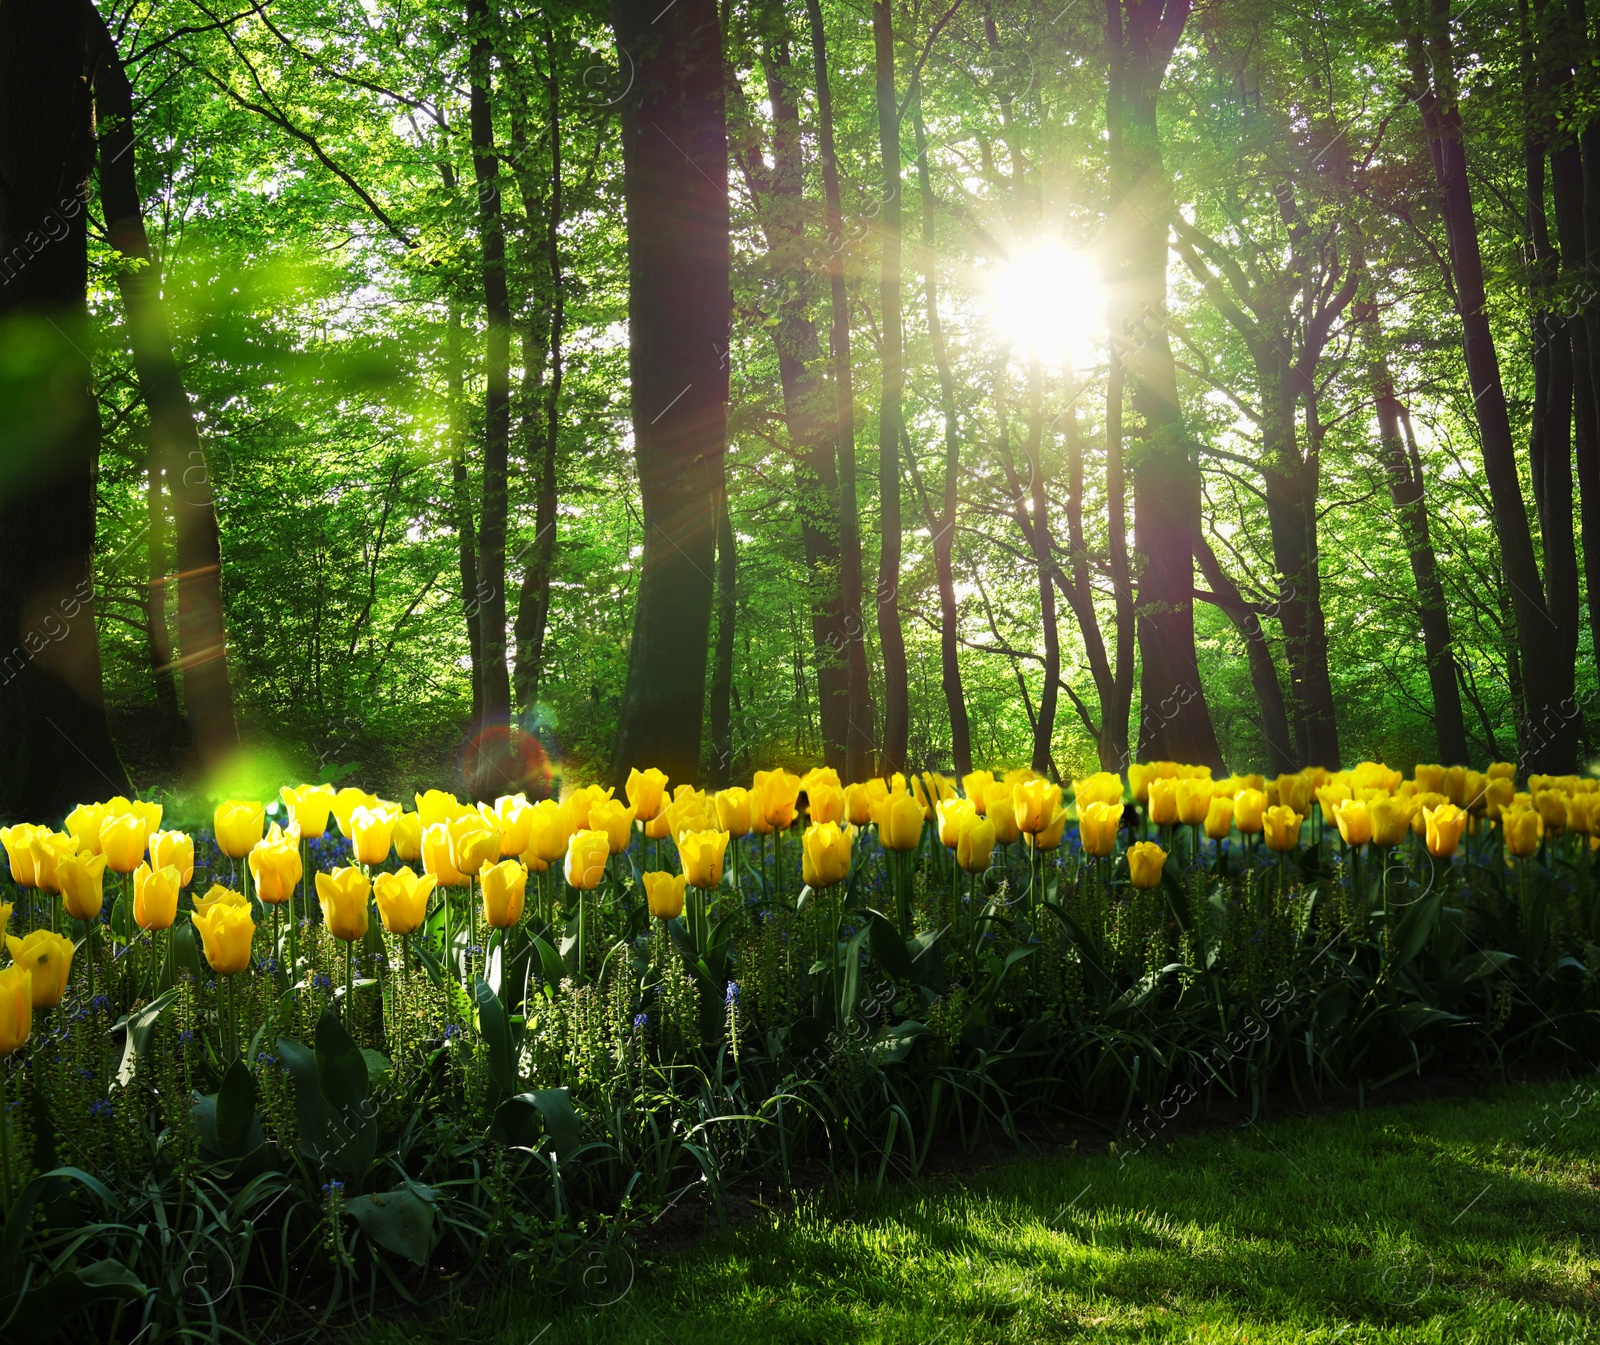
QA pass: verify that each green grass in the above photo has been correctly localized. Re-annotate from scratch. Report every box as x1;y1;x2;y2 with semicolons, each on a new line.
376;1078;1600;1344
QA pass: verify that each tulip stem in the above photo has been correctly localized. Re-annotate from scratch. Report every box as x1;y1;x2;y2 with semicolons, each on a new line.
87;921;98;1008
345;940;355;1034
0;1067;14;1212
229;972;240;1062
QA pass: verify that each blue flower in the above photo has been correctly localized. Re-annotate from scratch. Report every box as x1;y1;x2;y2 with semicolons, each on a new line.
725;981;740;1008
633;1013;649;1029
88;1098;113;1120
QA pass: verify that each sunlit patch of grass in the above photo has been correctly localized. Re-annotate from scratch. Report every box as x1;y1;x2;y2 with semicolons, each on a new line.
376;1078;1600;1344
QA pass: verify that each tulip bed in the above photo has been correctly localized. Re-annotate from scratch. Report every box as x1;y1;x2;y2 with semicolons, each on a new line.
0;760;1594;1339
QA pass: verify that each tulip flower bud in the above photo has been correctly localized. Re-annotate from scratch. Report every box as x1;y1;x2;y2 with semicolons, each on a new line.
193;901;256;975
316;867;372;942
1176;778;1213;827
1073;772;1124;810
626;768;670;822
133;862;182;931
1127;841;1167;889
480;859;528;928
564;829;611;890
149;830;195;887
57;850;109;922
280;784;336;839
65;802;108;856
1262;805;1303;852
6;930;74;1007
373;867;436;935
715;788;753;837
1203;795;1234;841
1;824;42;889
0;962;31;1056
956;817;997;874
250;824;305;904
1233;789;1267;835
214;801;266;860
394;811;424;863
962;770;996;813
643;870;686;919
808;783;846;826
801;822;853;888
1504;806;1542;859
1424;803;1467;858
873;791;925;852
678;829;731;890
984;785;1021;844
589;798;638;855
1078;801;1121;857
1147;778;1180;826
351;803;401;866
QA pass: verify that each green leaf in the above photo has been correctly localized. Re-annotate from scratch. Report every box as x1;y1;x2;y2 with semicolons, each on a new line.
314;1008;369;1113
866;908;915;982
474;975;516;1095
215;1058;262;1158
344;1183;439;1265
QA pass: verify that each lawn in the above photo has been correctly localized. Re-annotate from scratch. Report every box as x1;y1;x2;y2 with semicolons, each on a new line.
378;1076;1600;1345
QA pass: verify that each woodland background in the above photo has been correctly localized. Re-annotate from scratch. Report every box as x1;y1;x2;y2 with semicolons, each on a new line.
1;0;1596;814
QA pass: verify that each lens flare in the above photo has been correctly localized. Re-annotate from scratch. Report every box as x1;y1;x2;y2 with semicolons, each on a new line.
985;244;1104;368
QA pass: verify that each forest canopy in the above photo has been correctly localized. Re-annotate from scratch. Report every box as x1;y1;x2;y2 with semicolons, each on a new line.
0;0;1595;816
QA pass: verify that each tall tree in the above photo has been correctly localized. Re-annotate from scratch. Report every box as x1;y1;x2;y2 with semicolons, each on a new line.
608;0;730;784
1403;0;1577;772
0;0;129;817
1104;0;1225;769
87;4;240;776
873;0;910;774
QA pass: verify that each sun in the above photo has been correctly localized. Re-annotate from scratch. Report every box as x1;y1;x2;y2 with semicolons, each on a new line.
985;244;1105;369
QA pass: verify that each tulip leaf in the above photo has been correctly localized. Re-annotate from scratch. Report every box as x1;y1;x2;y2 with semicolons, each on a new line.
169;920;204;987
114;984;182;1087
0;1258;146;1343
1387;890;1441;975
528;1086;583;1161
315;1009;370;1113
838;924;872;1025
866;909;915;983
344;1183;439;1266
214;1058;262;1157
529;932;565;998
474;975;516;1096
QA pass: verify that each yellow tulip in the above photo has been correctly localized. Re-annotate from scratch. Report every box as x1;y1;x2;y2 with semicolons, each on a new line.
1;824;42;888
1423;803;1467;859
1262;806;1303;853
808;783;846;826
99;810;150;875
754;769;802;830
715;787;753;837
984;784;1021;844
6;930;73;1007
213;801;266;860
802;766;842;796
911;771;957;817
1412;764;1446;796
642;870;686;919
679;829;731;890
57;850;108;922
842;783;874;827
1533;789;1569;833
1176;778;1213;827
1073;772;1124;809
1369;795;1410;848
560;784;613;839
0;901;10;943
1128;762;1175;804
1002;767;1040;786
192;902;255;975
149;830;195;887
480;859;528;928
1351;761;1403;793
801;822;853;888
962;770;996;812
589;798;638;855
1504;807;1543;858
1078;800;1122;857
316;867;371;942
132;863;181;931
415;789;465;828
1203;795;1235;841
28;832;78;895
1013;778;1065;835
1315;781;1352;817
373;867;436;935
350;802;401;866
447;815;502;878
626;767;670;822
280;784;335;839
663;792;712;844
1026;807;1069;851
194;882;248;917
65;802;107;856
331;788;379;838
1147;778;1180;826
0;962;30;1056
523;800;569;866
564;829;611;890
482;795;534;856
250;824;304;904
1233;789;1267;835
956;817;997;873
1486;761;1516;781
935;798;977;849
872;791;926;852
1333;799;1373;847
1127;841;1167;889
394;811;423;863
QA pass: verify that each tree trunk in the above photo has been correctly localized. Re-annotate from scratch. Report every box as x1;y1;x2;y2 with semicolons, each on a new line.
911;99;972;776
750;15;848;770
144;452;182;736
466;0;514;795
511;28;563;715
1404;0;1574;773
872;0;909;775
608;0;728;785
804;0;875;781
709;485;736;788
1103;359;1135;768
88;9;238;775
1025;358;1060;776
0;0;129;817
1351;267;1470;764
446;300;484;729
1104;0;1224;769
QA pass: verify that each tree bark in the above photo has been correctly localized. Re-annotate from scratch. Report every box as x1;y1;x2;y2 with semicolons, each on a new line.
911;99;972;776
1104;0;1224;769
608;0;729;785
446;300;483;730
872;0;909;775
1024;358;1060;776
144;451;182;735
709;484;736;788
1404;0;1575;773
804;0;875;781
0;0;129;817
511;27;563;716
1351;268;1470;764
466;0;514;795
88;7;238;775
